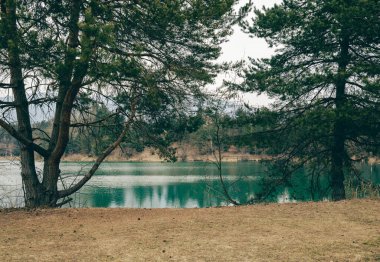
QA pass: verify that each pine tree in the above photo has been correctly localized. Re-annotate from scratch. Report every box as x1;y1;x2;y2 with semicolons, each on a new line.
242;0;380;200
0;0;241;207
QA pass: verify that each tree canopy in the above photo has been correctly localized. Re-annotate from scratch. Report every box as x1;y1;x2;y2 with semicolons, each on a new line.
0;0;241;207
242;0;380;200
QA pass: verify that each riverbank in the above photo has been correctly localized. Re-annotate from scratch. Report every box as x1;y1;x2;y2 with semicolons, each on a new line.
60;148;273;162
1;199;379;261
0;152;273;163
2;154;379;164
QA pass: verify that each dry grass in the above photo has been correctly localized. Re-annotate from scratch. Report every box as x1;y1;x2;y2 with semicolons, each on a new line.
1;199;379;261
59;146;273;162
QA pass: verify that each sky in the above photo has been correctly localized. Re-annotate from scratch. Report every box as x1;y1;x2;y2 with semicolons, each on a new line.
220;0;281;62
216;0;282;107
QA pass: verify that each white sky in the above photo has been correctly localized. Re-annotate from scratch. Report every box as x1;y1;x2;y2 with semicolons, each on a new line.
216;0;282;107
221;0;281;61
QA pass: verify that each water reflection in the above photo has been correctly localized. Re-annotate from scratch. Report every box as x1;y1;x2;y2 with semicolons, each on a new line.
72;174;312;208
77;182;219;208
89;187;125;207
70;162;379;208
0;161;379;208
76;179;324;208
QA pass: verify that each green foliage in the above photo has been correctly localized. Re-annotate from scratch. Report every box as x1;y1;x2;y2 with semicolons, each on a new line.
240;0;380;198
0;0;242;206
1;0;241;157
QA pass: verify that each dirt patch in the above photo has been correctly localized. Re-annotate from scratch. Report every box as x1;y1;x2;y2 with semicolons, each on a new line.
1;199;379;261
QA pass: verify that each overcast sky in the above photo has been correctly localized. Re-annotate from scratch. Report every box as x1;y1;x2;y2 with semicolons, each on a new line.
216;0;282;107
221;0;281;62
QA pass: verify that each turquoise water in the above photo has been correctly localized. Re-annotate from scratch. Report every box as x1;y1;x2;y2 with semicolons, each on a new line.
0;161;379;208
60;162;379;208
63;162;267;208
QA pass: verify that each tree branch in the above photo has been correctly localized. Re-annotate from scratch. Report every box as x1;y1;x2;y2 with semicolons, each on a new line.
70;111;120;128
58;103;136;198
0;118;49;157
0;83;13;89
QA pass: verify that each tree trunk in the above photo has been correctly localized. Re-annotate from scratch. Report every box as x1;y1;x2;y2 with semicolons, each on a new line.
1;0;129;207
1;0;48;207
331;32;350;201
331;121;346;201
331;74;346;200
37;0;83;207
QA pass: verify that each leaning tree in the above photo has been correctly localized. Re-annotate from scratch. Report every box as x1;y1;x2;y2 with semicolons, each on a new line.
241;0;379;200
0;0;242;207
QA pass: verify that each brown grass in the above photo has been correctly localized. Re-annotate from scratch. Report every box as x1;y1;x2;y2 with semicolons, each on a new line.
1;199;379;261
60;151;272;163
2;152;378;164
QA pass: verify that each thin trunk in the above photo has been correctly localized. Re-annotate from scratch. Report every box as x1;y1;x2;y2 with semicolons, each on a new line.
48;0;80;153
331;33;350;201
213;119;239;206
41;0;82;206
331;119;346;200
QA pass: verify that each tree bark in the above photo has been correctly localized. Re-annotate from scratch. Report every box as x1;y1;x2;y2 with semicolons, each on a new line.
2;0;44;207
331;33;350;201
331;119;346;201
1;0;87;207
40;0;83;207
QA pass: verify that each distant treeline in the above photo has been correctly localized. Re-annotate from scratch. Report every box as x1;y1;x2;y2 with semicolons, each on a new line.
0;105;270;158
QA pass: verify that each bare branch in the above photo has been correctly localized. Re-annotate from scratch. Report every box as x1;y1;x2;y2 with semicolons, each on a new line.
0;118;49;157
58;103;136;198
0;83;13;89
70;111;120;128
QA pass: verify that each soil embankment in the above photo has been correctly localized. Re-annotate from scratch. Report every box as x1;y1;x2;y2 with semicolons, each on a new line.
1;199;379;261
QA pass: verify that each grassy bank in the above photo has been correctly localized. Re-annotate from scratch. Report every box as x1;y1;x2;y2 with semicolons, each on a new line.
1;199;379;261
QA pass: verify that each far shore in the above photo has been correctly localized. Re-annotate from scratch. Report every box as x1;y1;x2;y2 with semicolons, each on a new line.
0;153;379;164
61;152;274;163
0;152;273;163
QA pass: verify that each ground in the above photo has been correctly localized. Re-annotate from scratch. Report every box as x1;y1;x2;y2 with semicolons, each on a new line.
0;199;379;261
